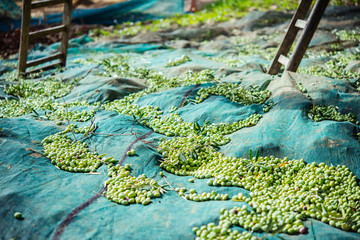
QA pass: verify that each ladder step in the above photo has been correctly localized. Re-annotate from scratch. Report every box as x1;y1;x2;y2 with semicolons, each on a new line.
295;19;307;29
31;0;67;9
26;52;63;68
26;62;62;75
278;55;290;66
29;25;66;41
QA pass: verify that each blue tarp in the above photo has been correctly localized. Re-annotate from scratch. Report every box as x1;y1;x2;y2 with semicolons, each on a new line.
0;0;22;19
1;6;360;240
0;38;360;240
0;0;184;32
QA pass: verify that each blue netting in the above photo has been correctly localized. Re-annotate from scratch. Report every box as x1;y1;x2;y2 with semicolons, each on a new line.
0;0;184;32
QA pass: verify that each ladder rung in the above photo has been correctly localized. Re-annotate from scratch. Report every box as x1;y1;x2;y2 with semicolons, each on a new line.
26;62;62;74
29;25;66;41
295;19;307;29
26;52;63;68
31;0;67;9
278;55;290;66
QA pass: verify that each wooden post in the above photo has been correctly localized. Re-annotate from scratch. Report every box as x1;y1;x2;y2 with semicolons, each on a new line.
267;0;312;75
18;0;32;75
60;0;72;66
188;0;198;12
286;0;330;72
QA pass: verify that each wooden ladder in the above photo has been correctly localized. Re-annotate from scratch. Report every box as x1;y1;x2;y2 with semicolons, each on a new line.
18;0;72;75
268;0;330;75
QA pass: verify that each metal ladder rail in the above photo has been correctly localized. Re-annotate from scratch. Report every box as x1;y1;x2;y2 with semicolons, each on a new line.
268;0;330;75
18;0;72;75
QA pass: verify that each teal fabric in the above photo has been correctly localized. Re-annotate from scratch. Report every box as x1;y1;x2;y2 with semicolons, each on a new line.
0;0;184;32
1;19;360;240
0;0;22;19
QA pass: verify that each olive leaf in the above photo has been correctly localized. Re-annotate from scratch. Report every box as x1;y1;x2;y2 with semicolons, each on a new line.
178;152;187;164
31;109;40;118
209;140;220;150
192;150;198;160
193;122;201;134
255;150;260;162
188;149;198;160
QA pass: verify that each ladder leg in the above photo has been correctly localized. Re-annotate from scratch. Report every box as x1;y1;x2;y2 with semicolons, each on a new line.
267;0;313;75
60;0;72;66
286;0;330;72
18;0;32;75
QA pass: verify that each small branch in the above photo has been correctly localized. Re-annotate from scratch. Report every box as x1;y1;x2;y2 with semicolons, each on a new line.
161;175;188;201
62;97;77;142
91;132;133;137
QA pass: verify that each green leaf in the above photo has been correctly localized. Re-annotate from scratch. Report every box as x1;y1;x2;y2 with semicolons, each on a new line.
193;151;198;159
194;122;201;130
189;149;194;159
255;150;260;161
189;149;198;160
210;143;220;151
193;121;203;135
32;109;40;117
179;153;187;164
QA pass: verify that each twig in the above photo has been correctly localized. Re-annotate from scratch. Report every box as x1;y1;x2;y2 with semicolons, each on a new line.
89;136;97;152
161;175;175;190
62;97;77;141
130;118;141;134
161;175;188;201
92;132;132;137
140;139;158;149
